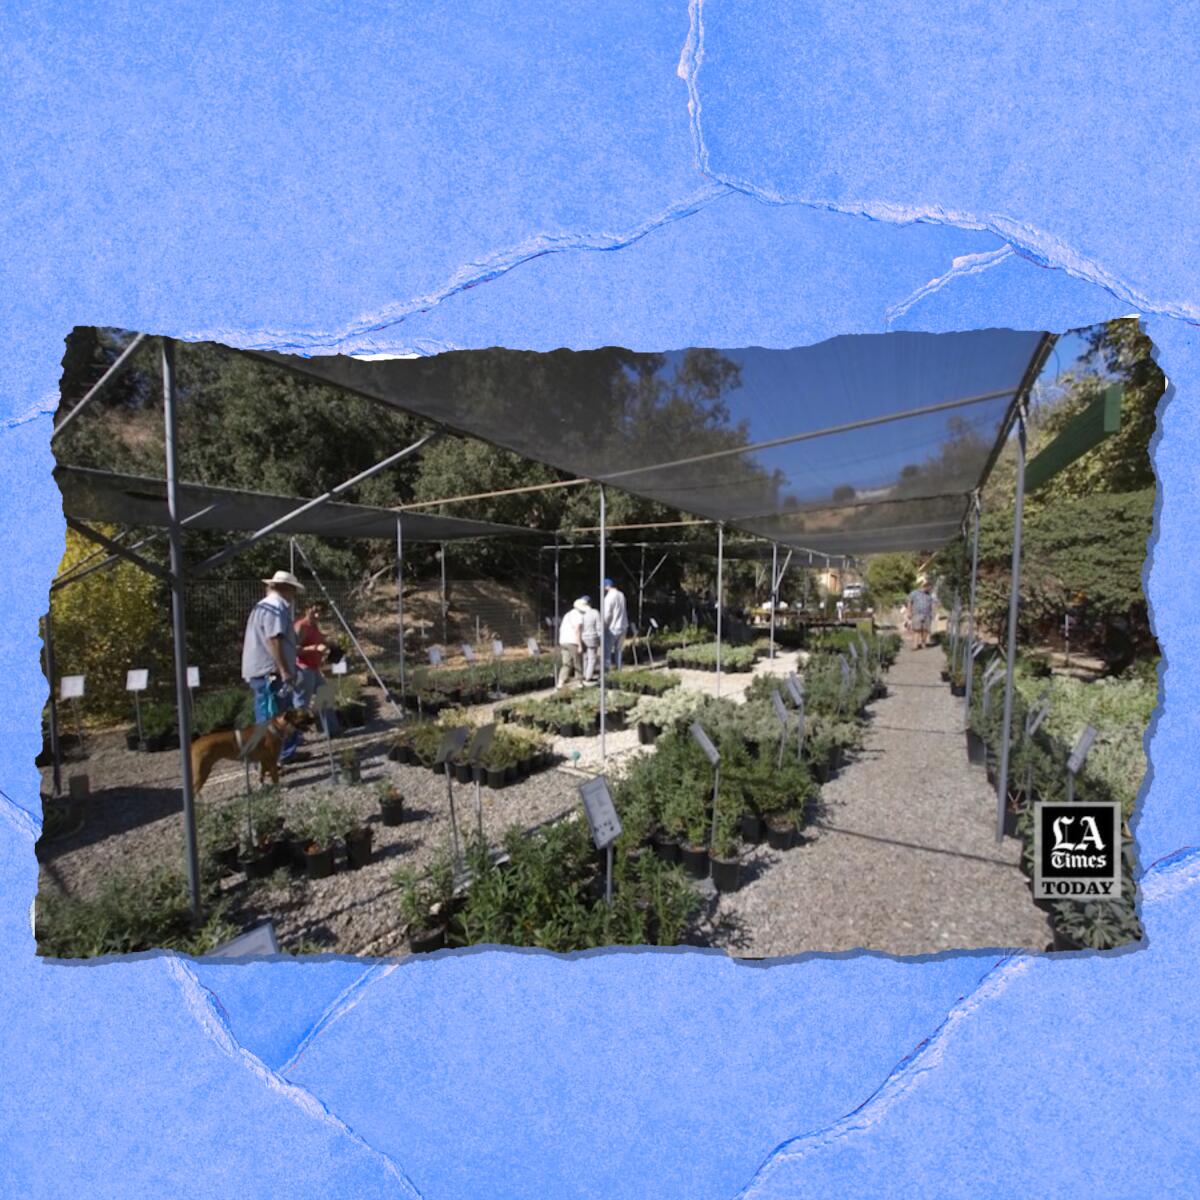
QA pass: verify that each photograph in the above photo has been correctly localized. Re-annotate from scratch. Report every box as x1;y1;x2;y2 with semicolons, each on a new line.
37;318;1160;959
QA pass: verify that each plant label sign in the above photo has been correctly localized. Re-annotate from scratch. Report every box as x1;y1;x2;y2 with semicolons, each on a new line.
786;673;804;705
330;658;349;676
847;641;858;661
1027;697;1052;737
60;675;85;700
689;721;720;766
467;723;496;766
971;640;987;660
206;920;280;959
771;689;790;727
1067;725;1099;775
527;638;541;657
435;726;470;766
187;666;201;689
125;668;149;692
492;639;504;658
838;655;851;691
858;634;870;659
428;646;443;666
578;776;622;850
649;618;659;630
461;644;477;663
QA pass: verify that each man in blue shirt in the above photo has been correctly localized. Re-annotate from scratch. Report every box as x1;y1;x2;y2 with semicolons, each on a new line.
907;578;935;650
242;570;304;761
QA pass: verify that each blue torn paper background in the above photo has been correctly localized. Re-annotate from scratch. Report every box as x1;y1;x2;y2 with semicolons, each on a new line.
1;2;1198;1196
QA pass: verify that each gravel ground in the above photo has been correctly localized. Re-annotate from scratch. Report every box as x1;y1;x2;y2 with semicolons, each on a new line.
707;643;1053;958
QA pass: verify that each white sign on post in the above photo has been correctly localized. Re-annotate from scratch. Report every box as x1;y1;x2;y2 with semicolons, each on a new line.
330;658;349;676
60;675;85;700
689;721;720;766
125;668;149;692
492;639;504;658
578;776;622;849
526;637;541;657
187;666;201;689
649;618;659;630
461;644;477;663
428;646;443;666
1067;725;1099;775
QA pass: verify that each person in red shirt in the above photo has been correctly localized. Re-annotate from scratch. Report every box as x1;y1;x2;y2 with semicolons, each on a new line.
294;603;339;734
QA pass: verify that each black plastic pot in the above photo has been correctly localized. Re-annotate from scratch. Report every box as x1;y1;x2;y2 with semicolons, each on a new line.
764;815;797;851
409;924;447;954
431;760;446;776
304;844;335;880
637;722;660;745
679;842;709;879
380;795;405;826
505;763;518;783
487;766;507;789
950;682;966;697
388;743;412;764
1051;926;1087;953
739;812;764;845
240;852;274;880
651;830;680;864
453;761;473;784
339;756;363;784
339;702;367;729
344;827;373;870
212;844;240;873
710;854;741;893
966;729;987;767
986;758;999;789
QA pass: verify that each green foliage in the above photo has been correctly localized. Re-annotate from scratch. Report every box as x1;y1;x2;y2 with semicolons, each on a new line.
394;849;457;933
48;523;169;720
864;553;920;607
36;869;238;958
193;688;255;734
666;642;757;672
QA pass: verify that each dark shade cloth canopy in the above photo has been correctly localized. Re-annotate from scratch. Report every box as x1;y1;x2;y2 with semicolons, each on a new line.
250;329;1052;556
55;465;539;542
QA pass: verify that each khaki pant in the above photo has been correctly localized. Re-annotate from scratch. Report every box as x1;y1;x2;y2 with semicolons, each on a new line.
558;645;583;687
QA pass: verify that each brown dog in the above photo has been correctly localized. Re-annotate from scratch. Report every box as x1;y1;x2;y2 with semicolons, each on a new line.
190;708;315;795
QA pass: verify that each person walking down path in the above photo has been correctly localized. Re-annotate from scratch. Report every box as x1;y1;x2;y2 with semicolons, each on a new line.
242;570;305;762
558;599;586;688
602;577;628;670
580;596;604;681
907;578;935;650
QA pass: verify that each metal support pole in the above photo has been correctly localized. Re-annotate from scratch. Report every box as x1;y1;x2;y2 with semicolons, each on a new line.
162;339;203;921
996;408;1027;841
963;493;982;727
43;605;62;798
638;543;646;631
598;484;607;763
769;542;778;660
396;517;406;707
440;542;448;644
289;537;295;575
715;523;725;698
553;538;561;634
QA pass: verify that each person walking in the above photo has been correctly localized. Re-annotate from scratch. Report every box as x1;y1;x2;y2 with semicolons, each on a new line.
602;577;628;670
294;602;339;737
242;570;305;762
907;577;935;650
580;595;603;682
558;598;587;688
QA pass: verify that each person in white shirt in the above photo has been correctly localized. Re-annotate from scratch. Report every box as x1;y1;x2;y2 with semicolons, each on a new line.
602;577;628;670
558;598;586;687
580;596;604;681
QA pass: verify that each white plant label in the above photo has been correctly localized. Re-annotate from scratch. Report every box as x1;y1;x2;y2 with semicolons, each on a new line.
492;639;504;658
527;638;541;657
428;646;443;666
60;675;85;700
461;644;476;662
187;666;200;689
331;658;349;676
125;668;149;692
689;721;720;766
578;776;622;850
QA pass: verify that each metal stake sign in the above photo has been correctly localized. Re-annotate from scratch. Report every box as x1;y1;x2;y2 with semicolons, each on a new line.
126;668;149;745
771;689;790;766
1066;724;1098;803
467;723;496;839
428;646;443;667
435;726;471;861
461;643;477;663
690;722;721;878
492;639;504;658
1022;693;1052;802
785;673;804;706
578;775;623;905
526;637;541;657
982;660;1005;717
60;674;86;757
313;679;338;781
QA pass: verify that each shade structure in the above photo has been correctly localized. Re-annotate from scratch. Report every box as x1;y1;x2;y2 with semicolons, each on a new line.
250;329;1052;557
55;465;537;543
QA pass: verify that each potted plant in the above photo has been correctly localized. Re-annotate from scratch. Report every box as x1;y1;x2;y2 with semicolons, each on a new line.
388;732;413;764
378;780;405;826
395;851;456;953
343;816;373;870
738;805;764;846
295;794;342;880
338;746;363;785
709;811;741;892
950;668;966;698
200;801;242;874
452;752;474;785
128;701;177;752
764;809;797;851
678;808;710;880
239;788;285;878
966;721;988;767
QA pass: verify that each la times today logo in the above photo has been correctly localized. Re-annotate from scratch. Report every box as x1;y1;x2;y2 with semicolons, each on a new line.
1033;801;1122;900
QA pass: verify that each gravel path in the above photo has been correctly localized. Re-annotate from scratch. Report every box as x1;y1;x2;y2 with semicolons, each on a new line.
707;643;1052;958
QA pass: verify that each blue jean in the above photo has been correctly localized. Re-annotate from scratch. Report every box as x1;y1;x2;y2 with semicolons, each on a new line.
297;666;339;737
604;629;624;669
248;676;302;761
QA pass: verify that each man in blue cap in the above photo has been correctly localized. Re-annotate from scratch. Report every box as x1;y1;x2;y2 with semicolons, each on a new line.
602;577;628;671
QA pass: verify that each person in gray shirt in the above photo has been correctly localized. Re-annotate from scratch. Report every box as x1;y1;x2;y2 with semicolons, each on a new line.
243;570;304;760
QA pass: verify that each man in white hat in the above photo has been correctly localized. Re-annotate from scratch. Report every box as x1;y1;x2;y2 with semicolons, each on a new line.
557;597;587;688
242;570;305;761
